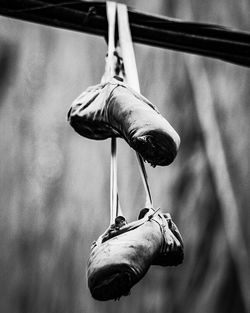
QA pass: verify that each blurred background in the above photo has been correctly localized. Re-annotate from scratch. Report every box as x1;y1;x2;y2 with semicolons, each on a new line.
0;0;250;312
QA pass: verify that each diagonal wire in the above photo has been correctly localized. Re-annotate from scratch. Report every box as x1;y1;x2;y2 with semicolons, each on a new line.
0;1;250;67
2;1;85;14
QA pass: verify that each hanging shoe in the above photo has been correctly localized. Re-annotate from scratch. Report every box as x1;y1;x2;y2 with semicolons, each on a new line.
138;208;184;266
87;209;184;301
68;77;180;167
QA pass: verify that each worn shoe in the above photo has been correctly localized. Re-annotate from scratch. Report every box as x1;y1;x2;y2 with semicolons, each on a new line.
68;77;180;167
138;208;184;266
87;209;184;301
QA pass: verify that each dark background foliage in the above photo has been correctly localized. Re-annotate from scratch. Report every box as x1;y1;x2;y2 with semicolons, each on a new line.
0;1;250;312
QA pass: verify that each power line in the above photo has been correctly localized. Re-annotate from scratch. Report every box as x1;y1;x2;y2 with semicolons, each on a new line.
0;0;250;67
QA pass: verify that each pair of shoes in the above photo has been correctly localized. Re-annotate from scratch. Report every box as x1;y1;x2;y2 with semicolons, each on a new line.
87;209;184;301
68;77;180;167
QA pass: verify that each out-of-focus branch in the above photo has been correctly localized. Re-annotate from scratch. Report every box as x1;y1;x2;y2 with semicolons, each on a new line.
184;55;250;312
0;0;250;67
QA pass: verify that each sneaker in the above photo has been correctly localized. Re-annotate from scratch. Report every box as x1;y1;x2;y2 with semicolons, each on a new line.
87;209;184;301
68;77;180;167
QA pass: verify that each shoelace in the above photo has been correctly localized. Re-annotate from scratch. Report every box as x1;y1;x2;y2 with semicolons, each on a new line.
95;209;179;253
105;2;155;227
